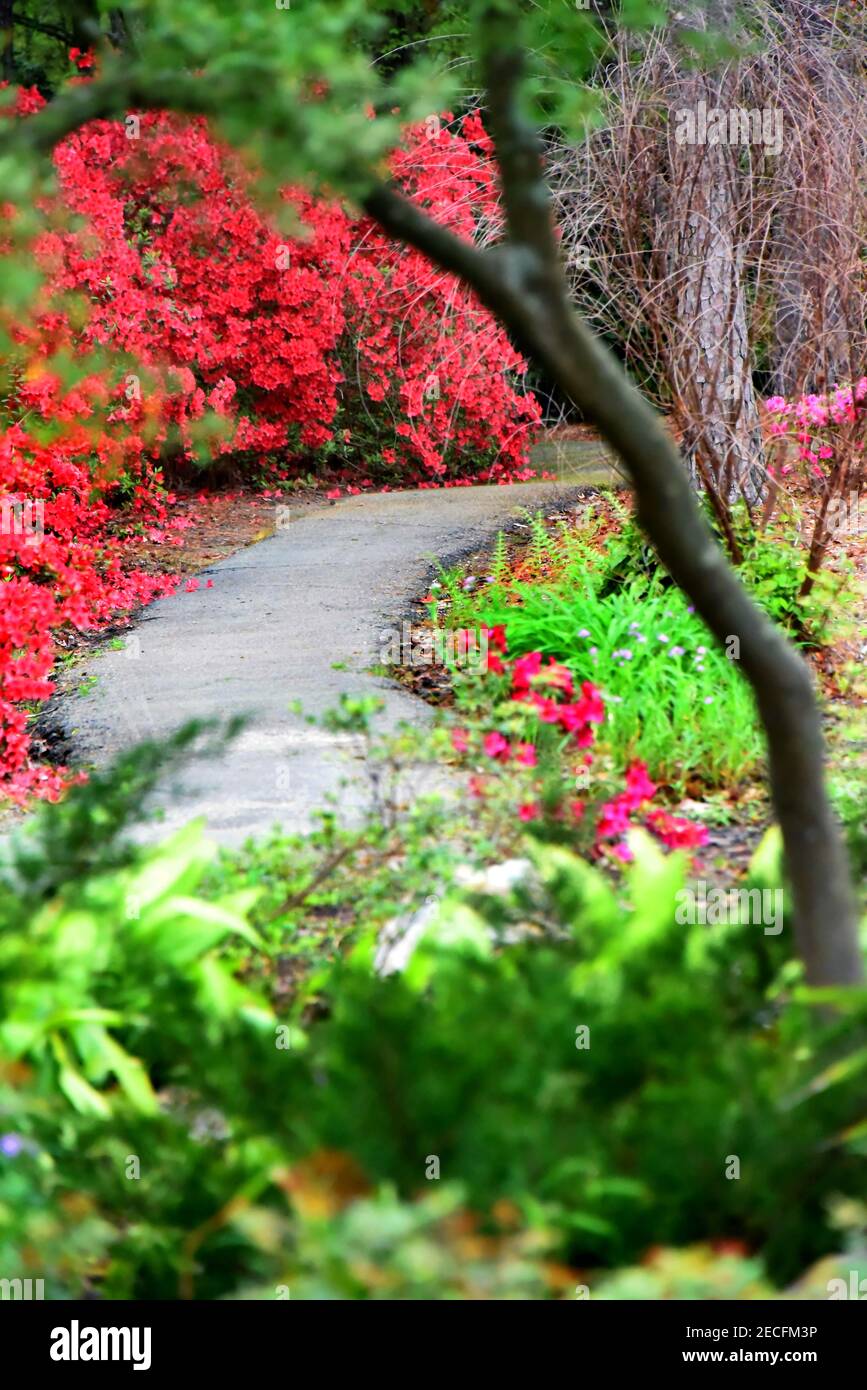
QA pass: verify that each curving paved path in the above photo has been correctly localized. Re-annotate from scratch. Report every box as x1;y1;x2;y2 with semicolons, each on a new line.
49;482;594;845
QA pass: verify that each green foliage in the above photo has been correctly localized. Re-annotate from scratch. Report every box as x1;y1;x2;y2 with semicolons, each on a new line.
0;725;292;1298
438;508;764;787
2;736;866;1297
299;830;867;1284
828;708;867;889
0;720;240;908
592;1244;774;1300
248;1183;559;1301
0;1;76;94
729;510;855;642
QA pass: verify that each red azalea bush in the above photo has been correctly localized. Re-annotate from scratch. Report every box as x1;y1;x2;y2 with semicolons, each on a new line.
42;106;540;483
44;112;349;459
0;401;178;802
339;113;541;482
451;624;707;863
0;97;189;799
0;78;542;801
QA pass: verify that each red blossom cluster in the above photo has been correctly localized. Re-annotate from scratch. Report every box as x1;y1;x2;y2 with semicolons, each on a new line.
0;404;178;800
595;763;706;862
452;625;707;862
342;114;541;481
0;78;543;801
40;104;540;481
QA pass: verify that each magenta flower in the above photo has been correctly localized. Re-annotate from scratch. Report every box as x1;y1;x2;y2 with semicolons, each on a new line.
483;731;510;760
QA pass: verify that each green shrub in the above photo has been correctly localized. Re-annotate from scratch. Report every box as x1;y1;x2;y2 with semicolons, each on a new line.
3;739;866;1297
438;514;763;787
290;832;867;1285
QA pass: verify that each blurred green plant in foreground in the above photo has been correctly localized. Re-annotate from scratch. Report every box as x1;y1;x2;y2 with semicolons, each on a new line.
1;731;866;1298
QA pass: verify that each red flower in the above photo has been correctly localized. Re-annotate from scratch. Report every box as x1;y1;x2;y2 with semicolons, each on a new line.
645;808;708;851
511;651;543;695
575;681;605;725
624;759;657;807
482;730;510;760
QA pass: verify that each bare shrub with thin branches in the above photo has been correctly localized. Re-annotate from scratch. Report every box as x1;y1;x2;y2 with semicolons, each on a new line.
546;1;867;560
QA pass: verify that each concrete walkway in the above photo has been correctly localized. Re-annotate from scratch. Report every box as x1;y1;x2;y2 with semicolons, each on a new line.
50;481;596;845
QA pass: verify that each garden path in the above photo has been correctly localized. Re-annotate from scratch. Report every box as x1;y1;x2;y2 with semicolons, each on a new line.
48;477;611;845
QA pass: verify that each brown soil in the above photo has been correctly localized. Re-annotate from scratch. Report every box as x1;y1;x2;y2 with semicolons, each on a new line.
119;485;327;578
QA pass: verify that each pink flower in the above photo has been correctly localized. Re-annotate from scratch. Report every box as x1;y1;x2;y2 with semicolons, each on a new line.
518;801;539;822
530;694;563;724
515;742;537;767
557;702;588;734
596;795;632;840
624;759;657;806
451;727;470;754
482;730;510;760
646;808;707;851
185;578;199;593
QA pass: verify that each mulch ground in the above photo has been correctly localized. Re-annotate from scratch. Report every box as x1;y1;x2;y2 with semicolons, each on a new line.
119;485;326;578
